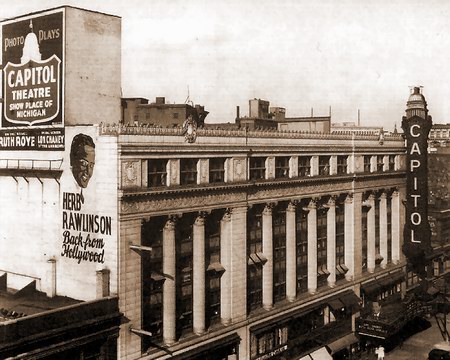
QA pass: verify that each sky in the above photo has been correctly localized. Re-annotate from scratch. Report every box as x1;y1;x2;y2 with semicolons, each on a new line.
2;0;450;130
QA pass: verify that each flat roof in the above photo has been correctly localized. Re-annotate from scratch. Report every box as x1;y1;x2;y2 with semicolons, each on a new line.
0;289;80;322
1;5;121;23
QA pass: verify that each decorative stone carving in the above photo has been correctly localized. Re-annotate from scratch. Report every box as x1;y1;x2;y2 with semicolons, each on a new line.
121;161;141;188
182;115;197;143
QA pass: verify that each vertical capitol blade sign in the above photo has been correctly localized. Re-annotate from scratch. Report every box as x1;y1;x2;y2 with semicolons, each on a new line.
1;9;64;150
401;86;432;273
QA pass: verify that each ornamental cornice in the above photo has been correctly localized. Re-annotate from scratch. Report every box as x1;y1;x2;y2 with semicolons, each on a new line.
119;172;406;218
102;122;403;139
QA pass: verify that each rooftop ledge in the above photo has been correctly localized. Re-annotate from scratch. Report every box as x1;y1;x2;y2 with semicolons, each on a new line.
0;159;63;178
100;123;403;141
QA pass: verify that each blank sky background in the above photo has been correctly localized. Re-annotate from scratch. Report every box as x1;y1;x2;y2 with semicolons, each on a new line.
2;0;450;130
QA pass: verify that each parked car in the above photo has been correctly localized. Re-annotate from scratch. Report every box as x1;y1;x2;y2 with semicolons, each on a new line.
429;348;450;360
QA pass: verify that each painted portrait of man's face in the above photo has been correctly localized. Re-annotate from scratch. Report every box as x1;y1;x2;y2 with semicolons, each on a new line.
70;134;96;188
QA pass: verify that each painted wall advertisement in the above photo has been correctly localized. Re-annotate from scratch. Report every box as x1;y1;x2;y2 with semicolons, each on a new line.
56;127;117;300
1;9;64;150
61;132;111;264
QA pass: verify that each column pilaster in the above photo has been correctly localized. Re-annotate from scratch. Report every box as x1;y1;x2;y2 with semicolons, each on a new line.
262;204;274;310
391;190;401;264
163;217;176;345
230;206;247;322
345;193;362;280
193;214;206;335
366;194;376;273
220;210;232;325
286;201;297;301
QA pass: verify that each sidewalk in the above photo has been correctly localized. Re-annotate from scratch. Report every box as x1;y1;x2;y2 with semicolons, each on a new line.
384;316;445;359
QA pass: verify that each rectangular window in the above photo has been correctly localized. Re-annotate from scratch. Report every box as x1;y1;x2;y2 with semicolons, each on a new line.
273;208;286;302
319;156;330;176
147;159;167;187
317;209;328;287
250;325;289;359
275;157;290;178
142;217;166;348
173;112;179;119
296;208;308;294
250;157;266;180
336;205;346;280
298;156;311;177
247;207;263;312
377;155;384;172
337;156;348;174
176;216;195;335
389;155;396;171
375;200;381;267
364;156;371;172
180;159;198;185
362;209;368;272
209;158;226;183
206;212;223;325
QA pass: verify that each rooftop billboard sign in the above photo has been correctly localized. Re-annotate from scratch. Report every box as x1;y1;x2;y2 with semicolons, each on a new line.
1;8;64;150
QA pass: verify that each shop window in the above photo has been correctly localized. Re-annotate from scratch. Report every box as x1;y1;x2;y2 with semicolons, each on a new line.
337;155;348;174
319;156;330;176
247;208;263;312
363;155;371;172
377;155;384;172
209;158;226;183
317;209;328;287
273;207;286;302
180;159;198;185
298;156;311;177
249;157;266;180
389;155;396;171
275;157;290;178
296;208;308;294
406;270;419;288
147;159;167;187
250;325;289;360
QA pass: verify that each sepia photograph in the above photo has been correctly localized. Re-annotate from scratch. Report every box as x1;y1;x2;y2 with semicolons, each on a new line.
0;1;450;359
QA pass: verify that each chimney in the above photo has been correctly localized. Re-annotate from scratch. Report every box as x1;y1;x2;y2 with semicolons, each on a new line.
236;105;240;119
155;97;165;105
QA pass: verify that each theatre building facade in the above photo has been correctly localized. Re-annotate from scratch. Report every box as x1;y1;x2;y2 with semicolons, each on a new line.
114;122;407;359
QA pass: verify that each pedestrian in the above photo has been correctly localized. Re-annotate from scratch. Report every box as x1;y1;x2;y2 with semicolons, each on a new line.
375;346;385;360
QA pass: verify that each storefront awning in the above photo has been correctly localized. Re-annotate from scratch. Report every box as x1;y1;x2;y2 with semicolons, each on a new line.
297;347;332;360
327;290;360;312
326;333;359;354
170;333;240;360
328;298;345;311
339;292;361;310
361;271;405;295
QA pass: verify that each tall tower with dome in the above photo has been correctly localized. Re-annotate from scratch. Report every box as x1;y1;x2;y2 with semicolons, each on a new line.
401;86;433;277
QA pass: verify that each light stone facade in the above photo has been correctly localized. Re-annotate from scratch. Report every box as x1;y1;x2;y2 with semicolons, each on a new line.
109;124;407;360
